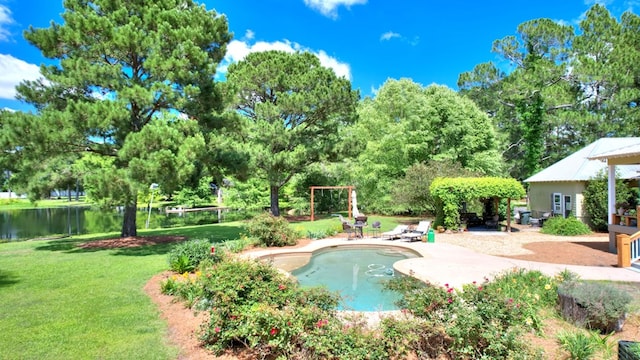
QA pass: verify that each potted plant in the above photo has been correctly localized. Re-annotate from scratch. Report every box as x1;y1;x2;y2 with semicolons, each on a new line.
617;202;630;216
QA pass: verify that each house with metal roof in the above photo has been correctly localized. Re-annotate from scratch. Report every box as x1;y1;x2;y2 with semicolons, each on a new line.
524;137;640;222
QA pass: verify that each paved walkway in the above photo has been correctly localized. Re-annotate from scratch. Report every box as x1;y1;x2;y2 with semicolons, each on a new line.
245;237;640;289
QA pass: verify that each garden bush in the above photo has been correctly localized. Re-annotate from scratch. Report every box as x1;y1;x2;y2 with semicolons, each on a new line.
163;255;573;359
243;212;299;246
583;171;636;232
385;269;559;358
540;216;591;236
557;281;632;333
167;238;214;273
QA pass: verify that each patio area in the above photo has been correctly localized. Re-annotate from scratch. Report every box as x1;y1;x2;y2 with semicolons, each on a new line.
245;231;640;289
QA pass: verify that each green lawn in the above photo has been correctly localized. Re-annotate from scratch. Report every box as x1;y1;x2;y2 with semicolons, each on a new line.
0;198;89;209
0;223;245;360
0;216;416;359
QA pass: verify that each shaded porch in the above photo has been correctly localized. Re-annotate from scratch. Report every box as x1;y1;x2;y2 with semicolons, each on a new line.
588;143;640;267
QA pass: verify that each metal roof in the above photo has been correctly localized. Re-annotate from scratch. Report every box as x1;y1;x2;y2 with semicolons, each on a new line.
588;142;640;161
524;137;640;183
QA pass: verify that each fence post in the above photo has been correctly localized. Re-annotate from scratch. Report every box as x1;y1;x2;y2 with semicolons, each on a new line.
616;234;632;268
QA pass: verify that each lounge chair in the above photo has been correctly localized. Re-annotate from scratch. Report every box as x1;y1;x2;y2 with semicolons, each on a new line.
400;221;431;242
381;225;409;240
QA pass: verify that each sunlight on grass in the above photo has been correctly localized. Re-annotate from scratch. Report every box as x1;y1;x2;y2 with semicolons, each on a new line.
0;216;420;359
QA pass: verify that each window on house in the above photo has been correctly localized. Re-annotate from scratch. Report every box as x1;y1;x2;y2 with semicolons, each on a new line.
552;193;562;215
563;195;572;218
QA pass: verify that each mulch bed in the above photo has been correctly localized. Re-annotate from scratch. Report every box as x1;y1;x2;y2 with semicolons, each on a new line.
78;235;186;249
504;240;619;267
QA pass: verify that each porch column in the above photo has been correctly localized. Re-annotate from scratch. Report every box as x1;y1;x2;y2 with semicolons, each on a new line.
608;164;616;224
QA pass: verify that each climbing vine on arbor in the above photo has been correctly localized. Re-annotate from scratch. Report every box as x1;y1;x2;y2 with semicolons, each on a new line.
430;177;526;229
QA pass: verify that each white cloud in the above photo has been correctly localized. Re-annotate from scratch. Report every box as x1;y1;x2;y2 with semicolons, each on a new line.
380;31;401;41
315;50;350;79
0;54;42;99
0;4;14;42
244;29;255;40
2;107;15;112
303;0;367;19
220;39;351;80
380;31;420;46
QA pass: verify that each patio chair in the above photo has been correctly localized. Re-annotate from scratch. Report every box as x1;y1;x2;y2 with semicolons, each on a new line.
370;221;381;238
342;222;357;240
531;212;552;227
381;225;409;240
485;215;499;229
400;221;431;242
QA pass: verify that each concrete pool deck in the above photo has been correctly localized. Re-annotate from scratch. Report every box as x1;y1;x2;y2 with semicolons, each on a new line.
245;237;640;289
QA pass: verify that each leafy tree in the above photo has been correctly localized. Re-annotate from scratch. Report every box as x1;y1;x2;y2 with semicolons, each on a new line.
347;79;502;214
4;0;231;236
224;50;359;216
391;160;481;215
460;5;640;180
572;5;640;139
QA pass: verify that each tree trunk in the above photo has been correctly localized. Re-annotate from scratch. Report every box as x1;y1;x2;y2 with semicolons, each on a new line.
121;203;138;237
270;185;280;216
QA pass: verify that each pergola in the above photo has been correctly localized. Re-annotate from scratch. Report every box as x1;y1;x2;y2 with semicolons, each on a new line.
309;186;354;221
430;177;527;232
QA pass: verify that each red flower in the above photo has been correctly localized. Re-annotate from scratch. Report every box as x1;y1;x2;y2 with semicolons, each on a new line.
270;327;278;336
210;246;216;255
444;283;449;288
477;286;483;291
214;327;221;333
447;287;454;293
447;298;453;304
316;319;328;328
278;284;286;290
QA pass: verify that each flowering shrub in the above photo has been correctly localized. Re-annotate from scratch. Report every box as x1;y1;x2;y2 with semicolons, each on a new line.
243;213;299;247
385;269;559;358
163;251;566;359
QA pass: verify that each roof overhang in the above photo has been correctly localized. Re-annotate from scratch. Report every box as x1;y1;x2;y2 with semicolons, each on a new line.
588;143;640;165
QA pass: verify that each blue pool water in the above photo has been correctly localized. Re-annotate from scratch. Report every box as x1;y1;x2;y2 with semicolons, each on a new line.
290;246;420;311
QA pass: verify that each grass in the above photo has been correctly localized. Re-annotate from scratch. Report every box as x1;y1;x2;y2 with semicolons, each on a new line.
0;214;416;359
0;198;89;209
290;213;421;233
0;222;246;360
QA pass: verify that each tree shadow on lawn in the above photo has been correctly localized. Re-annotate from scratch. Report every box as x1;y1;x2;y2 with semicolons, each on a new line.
0;269;19;288
34;224;244;257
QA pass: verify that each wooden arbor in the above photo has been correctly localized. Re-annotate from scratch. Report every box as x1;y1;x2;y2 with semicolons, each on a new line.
430;177;526;232
309;186;354;221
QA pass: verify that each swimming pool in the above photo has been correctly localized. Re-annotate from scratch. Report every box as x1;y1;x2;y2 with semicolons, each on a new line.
285;245;421;311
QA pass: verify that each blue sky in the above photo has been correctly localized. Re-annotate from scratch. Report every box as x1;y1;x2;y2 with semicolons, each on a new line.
0;0;636;112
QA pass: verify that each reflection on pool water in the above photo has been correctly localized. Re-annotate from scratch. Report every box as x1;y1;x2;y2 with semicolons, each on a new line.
288;246;421;311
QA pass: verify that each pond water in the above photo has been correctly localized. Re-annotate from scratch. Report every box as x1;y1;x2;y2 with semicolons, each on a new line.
0;207;239;241
290;246;421;311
